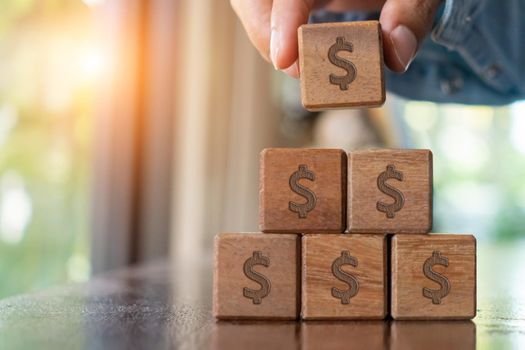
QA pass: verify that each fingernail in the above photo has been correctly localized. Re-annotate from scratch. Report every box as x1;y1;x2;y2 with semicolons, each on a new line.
270;28;280;70
390;25;417;72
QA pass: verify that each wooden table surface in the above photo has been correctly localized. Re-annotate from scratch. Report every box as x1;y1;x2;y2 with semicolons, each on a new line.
0;241;524;349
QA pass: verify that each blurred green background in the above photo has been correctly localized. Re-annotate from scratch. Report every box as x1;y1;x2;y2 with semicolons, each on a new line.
0;0;94;297
402;102;525;243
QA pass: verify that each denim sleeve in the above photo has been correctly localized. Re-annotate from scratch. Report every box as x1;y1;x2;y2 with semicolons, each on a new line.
311;0;525;105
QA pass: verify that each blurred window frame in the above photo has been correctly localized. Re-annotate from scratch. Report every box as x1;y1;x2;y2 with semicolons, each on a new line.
90;0;180;273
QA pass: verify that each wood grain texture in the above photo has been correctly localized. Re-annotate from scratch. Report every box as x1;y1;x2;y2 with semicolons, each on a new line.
298;21;385;111
259;148;347;233
391;321;475;350
391;234;477;320
302;321;387;350
213;233;300;320
301;234;387;320
348;149;432;234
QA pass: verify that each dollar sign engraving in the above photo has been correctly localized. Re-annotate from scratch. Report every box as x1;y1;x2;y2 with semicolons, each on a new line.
243;251;271;304
331;251;360;304
422;251;451;304
376;164;405;219
328;36;357;91
289;164;317;219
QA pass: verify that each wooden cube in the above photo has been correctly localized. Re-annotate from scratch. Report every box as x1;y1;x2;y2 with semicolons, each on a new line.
301;234;387;319
302;321;387;350
391;321;475;350
348;149;432;234
213;233;300;320
391;234;476;320
259;148;347;233
212;322;297;350
298;21;385;111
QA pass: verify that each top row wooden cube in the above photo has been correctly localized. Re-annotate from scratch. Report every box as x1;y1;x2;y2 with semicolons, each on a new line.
298;21;385;111
259;148;432;234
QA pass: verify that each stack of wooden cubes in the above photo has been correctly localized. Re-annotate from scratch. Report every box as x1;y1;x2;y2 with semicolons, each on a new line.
213;148;476;320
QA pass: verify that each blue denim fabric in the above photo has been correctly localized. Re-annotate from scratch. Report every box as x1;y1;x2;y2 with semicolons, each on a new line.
311;0;525;105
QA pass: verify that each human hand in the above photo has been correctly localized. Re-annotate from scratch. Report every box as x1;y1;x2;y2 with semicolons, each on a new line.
231;0;443;77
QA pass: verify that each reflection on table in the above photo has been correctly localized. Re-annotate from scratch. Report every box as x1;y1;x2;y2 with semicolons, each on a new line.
211;320;475;350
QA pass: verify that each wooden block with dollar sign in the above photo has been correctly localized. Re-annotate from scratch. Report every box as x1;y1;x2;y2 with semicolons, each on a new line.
213;233;300;319
298;21;385;111
391;234;477;320
348;149;433;234
301;234;387;319
259;148;347;233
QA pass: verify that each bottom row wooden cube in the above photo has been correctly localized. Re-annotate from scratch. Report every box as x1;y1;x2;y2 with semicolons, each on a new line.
213;233;300;319
302;234;387;319
213;232;476;320
391;234;476;319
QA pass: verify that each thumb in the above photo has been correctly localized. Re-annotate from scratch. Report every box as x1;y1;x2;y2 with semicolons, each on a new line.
380;0;443;72
270;0;317;70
